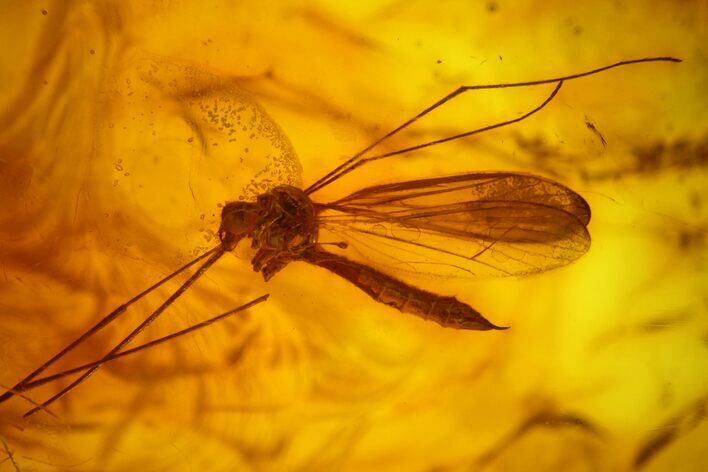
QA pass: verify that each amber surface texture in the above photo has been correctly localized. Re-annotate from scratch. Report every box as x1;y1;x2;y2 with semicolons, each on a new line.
0;1;706;471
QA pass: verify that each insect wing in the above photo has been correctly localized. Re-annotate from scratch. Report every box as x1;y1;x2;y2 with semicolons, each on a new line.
316;172;591;278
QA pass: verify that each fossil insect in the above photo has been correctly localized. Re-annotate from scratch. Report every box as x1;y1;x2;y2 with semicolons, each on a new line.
0;57;680;418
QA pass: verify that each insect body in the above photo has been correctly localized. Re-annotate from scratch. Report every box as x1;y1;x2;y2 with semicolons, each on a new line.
219;185;319;280
220;183;508;330
220;168;593;331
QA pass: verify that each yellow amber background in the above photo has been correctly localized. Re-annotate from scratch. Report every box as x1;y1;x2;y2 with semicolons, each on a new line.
0;1;706;471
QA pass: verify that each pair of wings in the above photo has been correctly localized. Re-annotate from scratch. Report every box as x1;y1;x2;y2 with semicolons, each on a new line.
315;172;591;279
309;59;678;279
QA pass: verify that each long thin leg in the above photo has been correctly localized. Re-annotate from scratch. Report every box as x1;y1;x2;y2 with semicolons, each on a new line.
342;81;562;175
23;248;226;418
304;57;680;195
0;384;60;419
0;244;223;405
14;294;269;393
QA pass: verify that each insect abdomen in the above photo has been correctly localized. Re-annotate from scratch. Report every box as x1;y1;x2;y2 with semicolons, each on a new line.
303;249;506;331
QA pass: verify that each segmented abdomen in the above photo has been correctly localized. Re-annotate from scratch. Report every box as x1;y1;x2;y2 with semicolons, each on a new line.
303;249;506;331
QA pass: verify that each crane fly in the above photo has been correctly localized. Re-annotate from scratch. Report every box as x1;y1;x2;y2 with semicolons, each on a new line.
0;56;680;418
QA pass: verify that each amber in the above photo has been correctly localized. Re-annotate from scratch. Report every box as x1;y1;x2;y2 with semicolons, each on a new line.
0;2;705;471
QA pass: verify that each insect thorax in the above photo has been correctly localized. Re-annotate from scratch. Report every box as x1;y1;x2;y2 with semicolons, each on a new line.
219;185;318;272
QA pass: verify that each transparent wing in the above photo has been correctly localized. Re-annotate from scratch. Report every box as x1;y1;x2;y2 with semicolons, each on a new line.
316;172;591;278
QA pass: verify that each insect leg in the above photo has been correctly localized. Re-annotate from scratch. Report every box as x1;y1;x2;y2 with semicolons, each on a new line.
22;248;226;418
0;384;60;419
15;294;269;393
347;81;563;171
0;244;223;405
304;57;680;195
